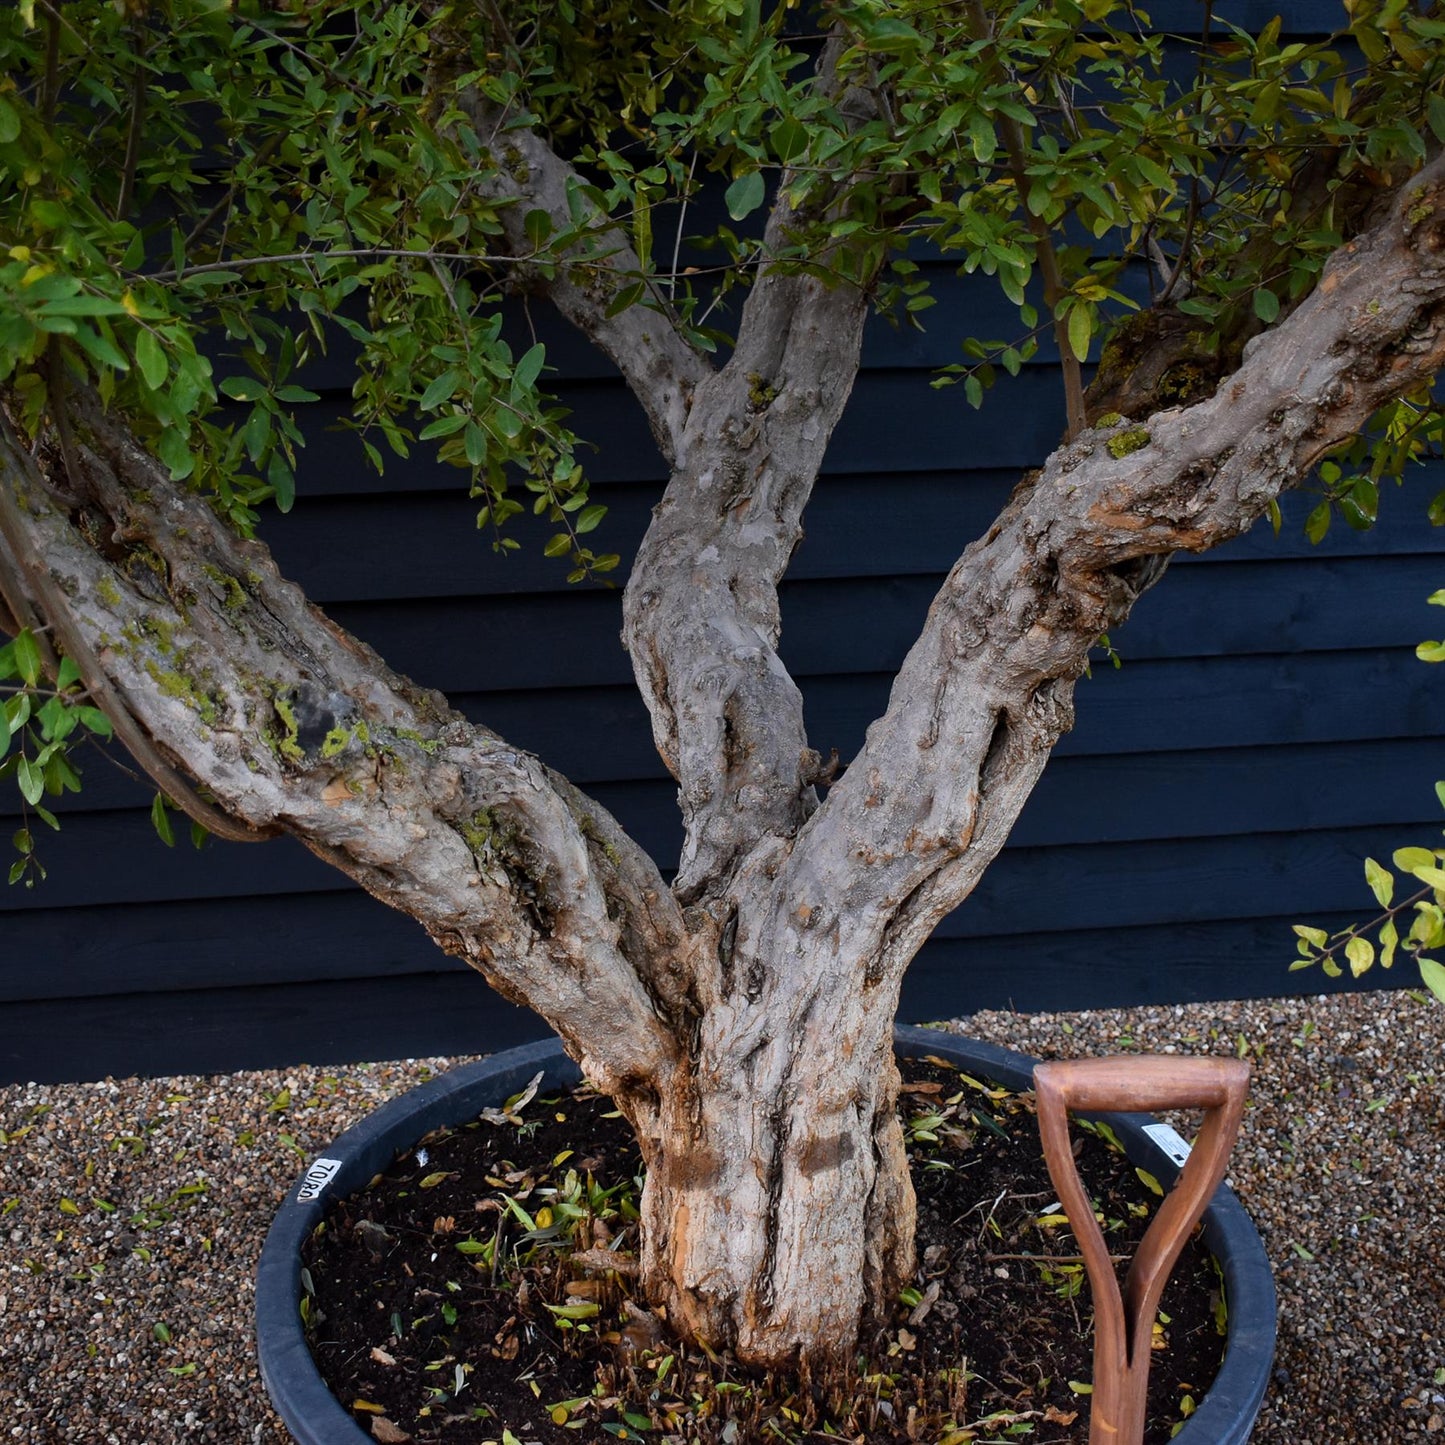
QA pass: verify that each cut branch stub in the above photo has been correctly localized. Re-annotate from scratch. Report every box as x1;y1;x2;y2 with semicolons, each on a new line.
1033;1056;1251;1445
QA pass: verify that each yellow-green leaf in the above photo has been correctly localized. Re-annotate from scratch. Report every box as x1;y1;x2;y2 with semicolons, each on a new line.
1067;305;1092;363
1364;858;1393;908
1379;918;1398;969
1345;935;1375;977
544;1301;599;1320
1418;957;1445;1004
1394;846;1436;872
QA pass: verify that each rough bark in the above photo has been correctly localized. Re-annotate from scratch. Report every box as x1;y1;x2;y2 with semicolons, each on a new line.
610;153;1445;1366
0;400;684;1102
621;31;880;904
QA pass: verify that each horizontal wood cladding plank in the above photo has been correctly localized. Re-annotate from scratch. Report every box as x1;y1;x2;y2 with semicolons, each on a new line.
473;649;1445;773
1007;736;1445;848
252;466;1445;605
0;973;547;1087
940;821;1431;940
4;645;1436;822
900;912;1397;1021
261;370;1076;498
0;912;1379;1085
1;781;1434;953
0;783;678;912
824;648;1445;765
0;890;447;1003
777;554;1445;677
11;720;1442;866
289;552;1445;697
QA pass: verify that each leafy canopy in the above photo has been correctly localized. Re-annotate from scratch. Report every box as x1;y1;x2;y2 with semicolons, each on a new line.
1;0;1444;872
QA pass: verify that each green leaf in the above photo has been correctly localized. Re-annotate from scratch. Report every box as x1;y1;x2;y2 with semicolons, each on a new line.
1252;288;1280;323
1418;957;1445;1004
969;112;996;163
1067;305;1092;364
13;630;41;687
1364;857;1393;908
543;533;571;558
513;342;546;393
134;330;167;391
1304;501;1331;545
17;756;43;806
1409;864;1445;890
523;208;553;249
604;281;645;318
219;376;267;402
156;428;195;481
419;370;459;411
1292;924;1327;949
150;793;175;848
1428;93;1445;145
724;171;766;222
575;504;606;535
1415;641;1445;663
0;701;9;760
0;98;21;145
76;708;111;738
418;412;468;441
769;118;807;164
267;451;296;513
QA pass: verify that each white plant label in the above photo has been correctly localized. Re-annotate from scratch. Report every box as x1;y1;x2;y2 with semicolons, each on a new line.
297;1157;343;1203
1142;1122;1191;1167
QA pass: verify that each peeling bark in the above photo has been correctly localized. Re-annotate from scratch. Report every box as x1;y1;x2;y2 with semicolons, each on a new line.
622;31;880;904
0;400;683;1101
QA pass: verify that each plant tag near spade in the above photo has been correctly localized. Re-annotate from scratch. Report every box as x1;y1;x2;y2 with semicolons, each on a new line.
1142;1122;1192;1167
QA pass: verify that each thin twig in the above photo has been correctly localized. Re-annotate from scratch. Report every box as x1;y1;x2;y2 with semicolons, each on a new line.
40;0;61;126
182;133;284;250
115;27;148;220
963;1;1085;440
668;151;699;302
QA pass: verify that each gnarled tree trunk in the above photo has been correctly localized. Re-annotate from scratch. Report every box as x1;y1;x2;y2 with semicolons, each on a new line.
2;32;1444;1375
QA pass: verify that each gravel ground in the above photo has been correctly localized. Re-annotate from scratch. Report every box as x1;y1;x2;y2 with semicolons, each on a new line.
1;987;1441;1443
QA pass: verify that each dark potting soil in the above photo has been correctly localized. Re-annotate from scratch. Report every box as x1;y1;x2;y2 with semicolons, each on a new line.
299;1055;1226;1444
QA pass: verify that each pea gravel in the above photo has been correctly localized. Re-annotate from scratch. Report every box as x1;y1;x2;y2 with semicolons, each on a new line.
1;988;1441;1443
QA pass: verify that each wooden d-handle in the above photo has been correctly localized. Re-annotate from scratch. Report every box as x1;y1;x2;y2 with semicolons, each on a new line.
1033;1057;1250;1445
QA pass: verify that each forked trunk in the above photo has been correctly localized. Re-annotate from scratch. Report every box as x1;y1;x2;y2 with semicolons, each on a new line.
616;959;917;1370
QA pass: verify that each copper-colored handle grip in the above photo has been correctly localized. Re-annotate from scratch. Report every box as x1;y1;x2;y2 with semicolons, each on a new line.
1034;1056;1250;1445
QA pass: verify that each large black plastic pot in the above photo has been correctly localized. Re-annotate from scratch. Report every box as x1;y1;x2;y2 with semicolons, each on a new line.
256;1027;1276;1444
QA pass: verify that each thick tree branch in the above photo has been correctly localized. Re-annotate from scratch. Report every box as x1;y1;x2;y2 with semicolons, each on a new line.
458;100;714;466
781;154;1445;994
621;31;880;906
0;397;686;1094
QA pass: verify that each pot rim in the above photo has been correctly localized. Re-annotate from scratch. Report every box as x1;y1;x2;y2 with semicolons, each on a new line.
256;1027;1275;1445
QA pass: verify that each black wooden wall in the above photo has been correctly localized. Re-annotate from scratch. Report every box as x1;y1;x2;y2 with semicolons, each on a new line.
3;0;1441;1085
